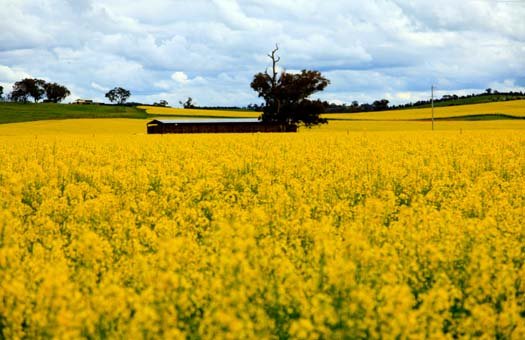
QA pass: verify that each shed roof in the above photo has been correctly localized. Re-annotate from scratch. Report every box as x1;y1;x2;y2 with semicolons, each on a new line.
149;118;261;124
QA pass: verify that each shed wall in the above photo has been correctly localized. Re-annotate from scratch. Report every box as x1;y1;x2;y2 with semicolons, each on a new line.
147;122;297;134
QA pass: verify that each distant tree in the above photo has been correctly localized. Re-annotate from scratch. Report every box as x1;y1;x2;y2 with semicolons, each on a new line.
105;87;131;104
0;85;3;101
486;88;493;95
251;45;330;126
372;99;389;111
153;100;169;107
44;83;71;103
247;103;264;111
361;103;374;112
11;78;46;103
179;97;195;109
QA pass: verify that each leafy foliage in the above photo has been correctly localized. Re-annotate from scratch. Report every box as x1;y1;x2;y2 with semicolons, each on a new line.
153;100;169;107
179;97;196;109
44;83;71;103
7;79;71;103
0;131;524;338
251;47;330;127
105;87;131;104
10;78;46;103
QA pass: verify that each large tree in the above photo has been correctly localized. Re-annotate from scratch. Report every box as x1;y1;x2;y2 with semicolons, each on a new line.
251;46;330;126
44;83;71;103
0;85;3;100
105;87;131;104
11;78;47;103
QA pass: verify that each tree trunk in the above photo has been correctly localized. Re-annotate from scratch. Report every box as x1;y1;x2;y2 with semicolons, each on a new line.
268;45;281;115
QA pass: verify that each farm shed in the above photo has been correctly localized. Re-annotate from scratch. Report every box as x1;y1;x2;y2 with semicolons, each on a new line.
72;99;94;105
147;118;298;134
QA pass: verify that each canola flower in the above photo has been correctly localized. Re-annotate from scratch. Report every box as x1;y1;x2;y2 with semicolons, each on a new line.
0;131;524;338
1;118;525;137
0;119;147;136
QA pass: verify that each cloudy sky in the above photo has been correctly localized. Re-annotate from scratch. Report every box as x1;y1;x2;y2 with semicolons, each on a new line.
1;0;524;106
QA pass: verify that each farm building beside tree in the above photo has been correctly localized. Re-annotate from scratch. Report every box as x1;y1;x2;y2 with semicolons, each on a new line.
147;118;298;134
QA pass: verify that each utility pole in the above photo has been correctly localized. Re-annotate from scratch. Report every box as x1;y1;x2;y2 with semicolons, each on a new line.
431;85;435;131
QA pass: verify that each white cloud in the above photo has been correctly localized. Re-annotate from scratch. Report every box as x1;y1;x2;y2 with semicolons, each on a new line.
154;80;171;90
488;79;525;93
396;92;414;101
0;0;523;105
91;82;109;92
0;65;32;82
171;72;189;84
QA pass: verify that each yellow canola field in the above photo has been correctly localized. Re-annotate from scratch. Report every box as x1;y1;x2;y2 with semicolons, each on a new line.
324;100;525;120
1;131;524;338
309;119;525;132
1;118;525;137
139;106;260;118
0;119;147;136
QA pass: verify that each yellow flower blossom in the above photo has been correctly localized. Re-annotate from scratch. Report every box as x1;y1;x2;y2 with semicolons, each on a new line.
0;130;524;338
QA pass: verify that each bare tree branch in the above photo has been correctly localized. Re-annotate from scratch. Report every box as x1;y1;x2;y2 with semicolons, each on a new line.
267;44;281;114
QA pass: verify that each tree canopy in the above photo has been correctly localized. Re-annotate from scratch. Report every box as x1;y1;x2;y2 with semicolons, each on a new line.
153;100;169;107
179;97;196;109
8;78;70;103
10;78;47;103
105;87;131;104
372;99;389;111
251;46;330;126
44;83;71;103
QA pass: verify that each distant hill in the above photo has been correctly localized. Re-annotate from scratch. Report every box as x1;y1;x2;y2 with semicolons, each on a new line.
322;100;525;121
324;91;525;114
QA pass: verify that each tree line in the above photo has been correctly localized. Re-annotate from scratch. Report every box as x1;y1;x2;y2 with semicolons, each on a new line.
0;78;136;106
389;89;525;110
7;78;71;103
175;96;262;111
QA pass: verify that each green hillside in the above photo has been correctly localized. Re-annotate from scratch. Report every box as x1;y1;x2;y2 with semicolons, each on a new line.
0;103;147;124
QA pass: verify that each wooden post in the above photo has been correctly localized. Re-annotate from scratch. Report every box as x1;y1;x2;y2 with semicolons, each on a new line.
431;85;435;131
